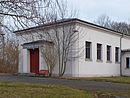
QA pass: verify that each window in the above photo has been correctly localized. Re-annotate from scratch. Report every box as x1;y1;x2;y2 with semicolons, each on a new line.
126;57;130;68
115;47;119;62
85;41;91;59
107;45;111;61
97;43;102;60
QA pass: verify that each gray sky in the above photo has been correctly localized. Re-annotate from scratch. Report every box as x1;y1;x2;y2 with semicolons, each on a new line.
69;0;130;23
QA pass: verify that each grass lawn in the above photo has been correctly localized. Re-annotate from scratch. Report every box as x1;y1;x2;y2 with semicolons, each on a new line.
0;82;93;98
64;76;130;84
62;76;130;97
96;90;130;98
0;81;129;98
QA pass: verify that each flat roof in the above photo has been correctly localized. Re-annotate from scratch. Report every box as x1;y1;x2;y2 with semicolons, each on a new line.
14;18;129;36
22;40;53;46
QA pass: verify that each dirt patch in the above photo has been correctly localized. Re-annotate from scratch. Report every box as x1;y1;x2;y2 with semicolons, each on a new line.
95;93;127;98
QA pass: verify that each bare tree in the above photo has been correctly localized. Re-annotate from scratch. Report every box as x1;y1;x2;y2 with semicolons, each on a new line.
0;0;55;73
46;0;78;77
111;22;130;34
95;15;130;35
34;0;78;77
0;0;78;76
0;38;18;73
0;0;53;31
53;23;78;76
41;43;57;77
94;15;112;28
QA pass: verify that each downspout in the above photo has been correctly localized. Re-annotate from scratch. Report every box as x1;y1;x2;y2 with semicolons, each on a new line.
120;33;124;76
73;22;79;77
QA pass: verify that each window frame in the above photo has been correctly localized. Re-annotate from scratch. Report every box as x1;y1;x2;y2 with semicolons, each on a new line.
115;47;119;63
107;45;111;62
85;41;92;60
97;43;102;61
126;57;130;69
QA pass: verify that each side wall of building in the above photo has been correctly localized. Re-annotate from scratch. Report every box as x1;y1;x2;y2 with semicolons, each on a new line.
121;37;130;76
16;28;74;76
74;23;122;77
122;52;130;76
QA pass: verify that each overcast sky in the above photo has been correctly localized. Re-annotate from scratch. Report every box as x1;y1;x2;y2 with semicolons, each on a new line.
69;0;130;23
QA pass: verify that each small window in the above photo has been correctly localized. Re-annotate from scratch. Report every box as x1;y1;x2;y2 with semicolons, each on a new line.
107;45;111;61
115;47;119;62
97;43;102;60
85;41;91;59
126;57;130;68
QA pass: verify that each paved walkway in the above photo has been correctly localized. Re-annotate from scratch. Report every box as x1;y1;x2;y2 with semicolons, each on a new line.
0;75;130;91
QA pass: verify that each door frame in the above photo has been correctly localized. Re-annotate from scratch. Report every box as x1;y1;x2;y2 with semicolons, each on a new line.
29;48;39;74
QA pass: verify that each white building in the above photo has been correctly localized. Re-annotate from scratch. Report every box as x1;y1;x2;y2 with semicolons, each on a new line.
14;18;130;77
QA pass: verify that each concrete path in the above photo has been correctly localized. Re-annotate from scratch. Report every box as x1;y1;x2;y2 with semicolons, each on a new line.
0;75;130;91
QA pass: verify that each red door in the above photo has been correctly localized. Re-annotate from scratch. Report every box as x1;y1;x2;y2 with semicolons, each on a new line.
30;48;39;73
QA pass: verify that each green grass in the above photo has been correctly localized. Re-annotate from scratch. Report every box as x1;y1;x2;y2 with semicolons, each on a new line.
0;81;129;98
62;77;130;97
63;76;130;84
86;76;130;84
0;82;93;98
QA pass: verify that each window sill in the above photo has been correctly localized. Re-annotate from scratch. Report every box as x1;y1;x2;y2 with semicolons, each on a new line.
115;62;120;64
96;59;103;63
125;68;130;69
106;61;112;63
85;58;92;61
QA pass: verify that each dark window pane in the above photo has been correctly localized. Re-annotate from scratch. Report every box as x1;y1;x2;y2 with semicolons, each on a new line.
126;57;129;68
107;45;111;61
97;44;102;60
85;41;91;59
115;47;119;62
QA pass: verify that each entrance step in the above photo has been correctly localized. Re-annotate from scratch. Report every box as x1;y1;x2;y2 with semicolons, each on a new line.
17;73;37;77
17;73;48;77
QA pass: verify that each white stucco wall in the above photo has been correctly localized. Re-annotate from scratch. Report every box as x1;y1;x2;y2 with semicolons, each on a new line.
18;45;48;73
18;47;30;73
16;20;130;77
17;32;48;74
39;47;48;71
122;52;130;76
74;23;122;77
120;36;130;76
18;46;23;73
122;37;130;50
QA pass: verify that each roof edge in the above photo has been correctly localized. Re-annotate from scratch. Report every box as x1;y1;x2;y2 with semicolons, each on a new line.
14;18;77;34
14;18;129;36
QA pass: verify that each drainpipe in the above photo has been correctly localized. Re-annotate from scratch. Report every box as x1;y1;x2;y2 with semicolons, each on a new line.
120;33;124;76
73;29;79;77
1;33;5;62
